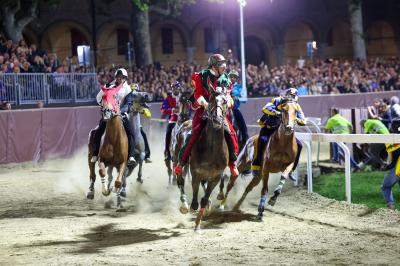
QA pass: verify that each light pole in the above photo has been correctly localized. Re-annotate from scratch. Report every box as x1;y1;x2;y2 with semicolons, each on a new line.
238;0;247;97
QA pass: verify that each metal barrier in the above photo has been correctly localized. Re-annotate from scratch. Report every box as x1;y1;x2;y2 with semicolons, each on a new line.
0;73;98;105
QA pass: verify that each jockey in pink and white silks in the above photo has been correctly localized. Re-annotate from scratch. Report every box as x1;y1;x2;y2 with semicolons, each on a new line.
90;68;136;164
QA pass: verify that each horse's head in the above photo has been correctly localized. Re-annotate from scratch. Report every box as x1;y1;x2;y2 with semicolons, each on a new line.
178;91;192;123
130;92;152;113
207;85;228;127
280;99;297;135
101;86;121;121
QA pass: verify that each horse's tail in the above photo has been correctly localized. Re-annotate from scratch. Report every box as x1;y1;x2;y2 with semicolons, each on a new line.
236;135;256;173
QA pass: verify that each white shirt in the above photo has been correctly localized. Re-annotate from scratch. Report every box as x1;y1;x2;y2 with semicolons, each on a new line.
96;80;131;106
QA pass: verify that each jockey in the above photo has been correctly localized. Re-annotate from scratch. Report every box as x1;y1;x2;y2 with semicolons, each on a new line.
91;68;136;164
252;88;306;179
228;70;249;143
175;54;239;177
161;81;181;161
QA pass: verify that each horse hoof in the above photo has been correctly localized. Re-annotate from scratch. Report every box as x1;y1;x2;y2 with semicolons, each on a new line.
232;205;241;213
116;207;126;212
268;198;277;206
216;193;224;201
194;227;202;234
114;181;122;189
120;191;127;198
218;205;225;212
102;190;111;197
256;214;264;222
137;178;143;184
179;202;189;214
86;191;94;200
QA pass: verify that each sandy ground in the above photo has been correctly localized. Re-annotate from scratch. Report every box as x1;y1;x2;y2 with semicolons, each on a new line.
1;141;400;266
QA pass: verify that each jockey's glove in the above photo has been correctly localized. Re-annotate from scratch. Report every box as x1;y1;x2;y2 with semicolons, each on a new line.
296;119;306;126
143;108;152;118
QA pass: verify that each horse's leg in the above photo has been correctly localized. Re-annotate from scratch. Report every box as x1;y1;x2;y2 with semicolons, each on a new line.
99;162;110;196
269;163;293;206
195;178;219;231
233;174;262;212
177;171;189;214
120;170;127;198
257;172;269;221
87;161;96;200
136;161;143;183
217;174;227;200
114;162;126;189
165;159;172;185
219;173;240;209
107;167;113;192
191;175;201;212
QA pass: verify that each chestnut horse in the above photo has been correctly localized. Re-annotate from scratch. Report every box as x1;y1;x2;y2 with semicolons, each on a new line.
229;100;299;220
177;86;229;231
87;85;128;209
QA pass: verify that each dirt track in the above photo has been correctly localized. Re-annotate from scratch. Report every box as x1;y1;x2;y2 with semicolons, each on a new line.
1;148;400;266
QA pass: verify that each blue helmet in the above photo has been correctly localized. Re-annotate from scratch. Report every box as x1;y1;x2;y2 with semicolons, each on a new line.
171;81;181;89
285;88;298;97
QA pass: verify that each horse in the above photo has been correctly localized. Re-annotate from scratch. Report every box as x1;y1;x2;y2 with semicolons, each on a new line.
123;92;151;186
177;86;230;231
86;87;129;210
231;100;299;221
165;91;192;185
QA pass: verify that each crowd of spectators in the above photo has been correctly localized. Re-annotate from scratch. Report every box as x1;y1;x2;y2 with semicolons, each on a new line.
0;36;88;75
2;36;400;103
97;56;400;101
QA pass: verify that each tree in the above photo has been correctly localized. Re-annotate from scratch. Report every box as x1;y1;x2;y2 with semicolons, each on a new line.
0;0;58;42
130;0;195;67
348;0;367;60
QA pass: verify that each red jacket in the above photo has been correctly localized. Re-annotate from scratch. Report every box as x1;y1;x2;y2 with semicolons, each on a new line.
160;95;178;122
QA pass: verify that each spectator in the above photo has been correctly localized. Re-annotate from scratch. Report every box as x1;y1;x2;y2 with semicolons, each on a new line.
324;108;362;170
360;119;390;170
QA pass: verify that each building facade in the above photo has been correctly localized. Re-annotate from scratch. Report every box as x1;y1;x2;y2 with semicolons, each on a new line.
22;0;400;67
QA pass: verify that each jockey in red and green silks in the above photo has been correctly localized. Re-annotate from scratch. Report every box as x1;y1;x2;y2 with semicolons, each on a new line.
175;54;240;177
252;88;306;180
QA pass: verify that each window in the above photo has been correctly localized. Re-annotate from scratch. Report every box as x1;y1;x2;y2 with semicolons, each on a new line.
161;28;174;54
70;29;88;56
117;28;129;55
204;27;215;53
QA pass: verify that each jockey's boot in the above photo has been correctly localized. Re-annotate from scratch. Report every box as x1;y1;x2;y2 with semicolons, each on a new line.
229;161;239;177
128;156;136;164
90;156;98;163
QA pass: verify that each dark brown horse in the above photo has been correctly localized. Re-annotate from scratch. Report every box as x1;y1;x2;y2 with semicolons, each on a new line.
230;100;299;220
177;87;229;231
87;90;128;209
165;91;192;185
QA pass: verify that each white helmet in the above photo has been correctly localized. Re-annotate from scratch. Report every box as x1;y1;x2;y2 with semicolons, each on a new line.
114;68;128;78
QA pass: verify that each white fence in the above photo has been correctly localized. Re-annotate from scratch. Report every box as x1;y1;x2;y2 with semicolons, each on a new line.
0;73;99;105
296;133;400;203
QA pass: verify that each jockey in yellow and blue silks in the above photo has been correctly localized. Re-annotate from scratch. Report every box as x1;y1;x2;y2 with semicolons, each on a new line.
252;88;306;180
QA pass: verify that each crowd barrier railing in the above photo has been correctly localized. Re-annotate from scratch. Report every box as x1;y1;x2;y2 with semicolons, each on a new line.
0;73;99;105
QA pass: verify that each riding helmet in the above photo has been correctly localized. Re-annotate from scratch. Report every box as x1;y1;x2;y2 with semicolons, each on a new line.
208;54;226;67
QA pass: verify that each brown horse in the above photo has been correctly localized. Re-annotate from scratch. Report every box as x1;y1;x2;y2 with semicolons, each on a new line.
87;91;128;208
231;100;299;221
177;87;229;231
165;91;192;185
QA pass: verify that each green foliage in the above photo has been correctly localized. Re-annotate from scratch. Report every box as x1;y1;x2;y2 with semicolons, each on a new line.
314;171;399;210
